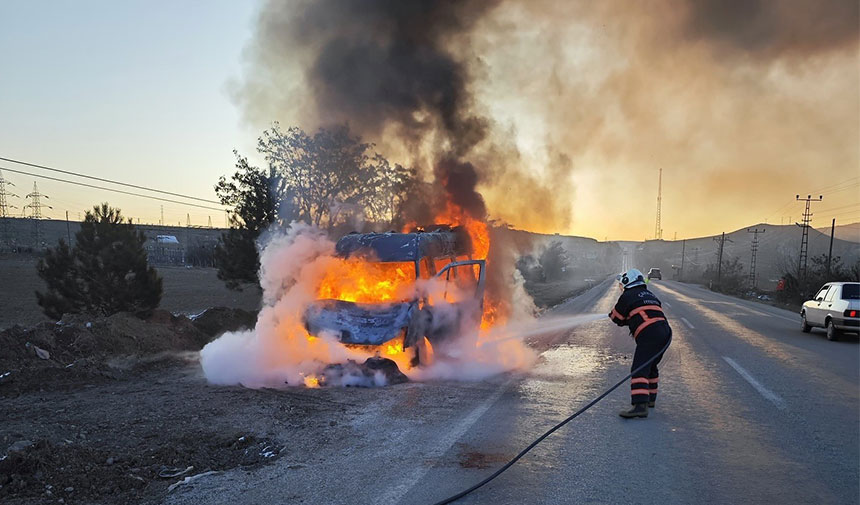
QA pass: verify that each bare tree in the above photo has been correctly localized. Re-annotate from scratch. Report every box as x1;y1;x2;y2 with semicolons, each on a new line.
256;123;412;229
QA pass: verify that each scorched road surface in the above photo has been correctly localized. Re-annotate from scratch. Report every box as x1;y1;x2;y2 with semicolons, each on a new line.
165;280;859;505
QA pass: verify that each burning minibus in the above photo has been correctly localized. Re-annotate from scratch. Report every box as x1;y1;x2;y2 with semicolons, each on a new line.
303;227;486;366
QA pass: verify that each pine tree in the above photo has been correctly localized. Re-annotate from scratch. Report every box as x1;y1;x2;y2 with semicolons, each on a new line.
214;154;279;290
36;203;162;319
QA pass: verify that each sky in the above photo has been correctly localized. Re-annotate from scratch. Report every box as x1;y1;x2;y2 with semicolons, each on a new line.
1;0;858;241
0;0;258;228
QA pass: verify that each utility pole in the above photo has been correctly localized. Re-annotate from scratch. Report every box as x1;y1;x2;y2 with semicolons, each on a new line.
160;205;164;226
207;215;212;229
655;168;663;240
185;214;191;267
680;239;686;282
747;228;765;288
0;169;19;245
65;210;71;245
827;218;835;275
712;232;731;288
24;182;51;247
795;194;822;280
0;169;18;218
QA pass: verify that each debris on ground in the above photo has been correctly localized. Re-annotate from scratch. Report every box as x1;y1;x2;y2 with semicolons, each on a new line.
158;466;194;479
27;344;50;360
0;432;283;504
0;306;350;505
0;307;250;396
320;357;409;387
190;307;257;338
167;470;222;493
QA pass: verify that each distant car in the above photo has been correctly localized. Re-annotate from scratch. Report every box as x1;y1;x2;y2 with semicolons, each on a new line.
647;268;662;280
800;282;860;341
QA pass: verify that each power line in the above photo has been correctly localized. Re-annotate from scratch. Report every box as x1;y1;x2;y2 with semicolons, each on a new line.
0;165;226;212
809;177;860;195
0;156;222;205
814;202;860;214
763;179;858;223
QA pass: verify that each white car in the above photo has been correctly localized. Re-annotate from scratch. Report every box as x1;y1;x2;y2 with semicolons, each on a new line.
800;282;860;341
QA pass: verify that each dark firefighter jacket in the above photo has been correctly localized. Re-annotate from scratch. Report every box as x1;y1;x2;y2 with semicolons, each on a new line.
609;285;670;339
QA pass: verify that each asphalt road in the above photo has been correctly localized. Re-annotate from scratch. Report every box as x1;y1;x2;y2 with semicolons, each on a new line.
166;280;859;505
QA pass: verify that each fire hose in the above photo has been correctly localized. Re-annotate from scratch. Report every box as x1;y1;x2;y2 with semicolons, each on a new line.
430;331;673;505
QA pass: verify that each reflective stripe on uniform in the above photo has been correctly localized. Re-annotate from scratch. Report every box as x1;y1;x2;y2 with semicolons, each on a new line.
625;304;666;339
631;388;651;395
628;304;663;318
611;308;626;320
631;377;650;385
633;317;666;339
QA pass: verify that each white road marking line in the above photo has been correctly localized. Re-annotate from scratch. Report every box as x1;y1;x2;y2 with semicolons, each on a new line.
663;301;672;308
376;381;511;505
726;302;797;323
748;309;798;323
680;317;695;329
742;307;770;318
656;283;798;323
723;357;787;410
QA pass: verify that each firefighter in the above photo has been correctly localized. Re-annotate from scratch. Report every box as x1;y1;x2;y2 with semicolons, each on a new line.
609;268;672;419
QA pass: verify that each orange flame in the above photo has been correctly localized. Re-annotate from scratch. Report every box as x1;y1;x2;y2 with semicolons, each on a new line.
386;341;404;356
434;201;490;260
404;201;490;261
317;260;415;303
421;336;435;365
403;200;501;330
303;197;503;381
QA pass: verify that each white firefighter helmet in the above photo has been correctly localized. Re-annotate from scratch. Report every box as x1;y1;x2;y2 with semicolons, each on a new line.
617;268;646;289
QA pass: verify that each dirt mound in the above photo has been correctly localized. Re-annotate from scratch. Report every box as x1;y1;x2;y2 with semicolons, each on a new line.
0;433;282;504
0;310;215;396
190;307;257;337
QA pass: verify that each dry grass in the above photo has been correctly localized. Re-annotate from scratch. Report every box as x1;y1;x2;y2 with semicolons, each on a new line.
0;256;260;329
525;278;594;308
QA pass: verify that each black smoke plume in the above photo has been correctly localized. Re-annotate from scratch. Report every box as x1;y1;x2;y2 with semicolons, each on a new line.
254;0;500;157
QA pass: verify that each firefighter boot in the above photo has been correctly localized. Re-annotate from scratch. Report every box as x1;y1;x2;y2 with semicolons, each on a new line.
619;403;649;419
648;400;656;408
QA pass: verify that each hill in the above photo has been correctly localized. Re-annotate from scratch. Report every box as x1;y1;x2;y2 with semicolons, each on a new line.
816;222;860;243
630;223;860;289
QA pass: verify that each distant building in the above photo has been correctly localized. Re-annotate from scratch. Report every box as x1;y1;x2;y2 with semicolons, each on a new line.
156;235;180;244
147;235;184;265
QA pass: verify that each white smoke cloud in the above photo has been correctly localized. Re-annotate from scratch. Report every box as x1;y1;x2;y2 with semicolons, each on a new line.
201;224;370;388
201;223;603;388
